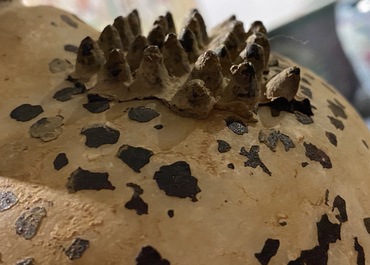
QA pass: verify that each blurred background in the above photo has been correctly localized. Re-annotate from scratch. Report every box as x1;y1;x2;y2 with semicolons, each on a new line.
23;0;370;126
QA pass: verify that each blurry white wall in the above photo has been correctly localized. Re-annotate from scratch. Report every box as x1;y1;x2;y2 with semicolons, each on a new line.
23;0;335;32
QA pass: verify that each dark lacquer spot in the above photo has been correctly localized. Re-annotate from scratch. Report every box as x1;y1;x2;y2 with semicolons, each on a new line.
240;146;271;176
29;115;64;142
325;189;330;206
167;209;174;218
227;163;235;169
255;238;280;265
10;104;44;122
294;111;313;124
332;195;348;223
66;167;115;193
288;245;329;265
354;237;365;265
53;86;85;102
327;99;347;119
49;58;69;73
328;116;344;130
60;14;78;28
128;106;160;122
317;214;341;246
53;152;69;170
83;94;110;113
154;124;164;130
261;98;313;118
288;212;341;265
117;144;153;173
15;207;46;240
362;140;369;149
325;131;337;147
258;129;295;152
81;124;120;148
301;162;309;168
64;44;78;53
125;183;148;215
65;238;90;260
301;77;311;85
300;85;312;99
225;116;248;135
217;140;231;153
0;191;18;212
136;246;170;265
153;161;201;202
16;258;34;265
363;218;370;234
303;142;332;169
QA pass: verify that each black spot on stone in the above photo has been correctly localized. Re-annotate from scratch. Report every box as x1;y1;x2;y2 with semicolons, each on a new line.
49;58;70;73
117;145;153;173
325;189;329;206
153;161;201;202
227;163;235;169
154;124;164;130
363;140;369;149
51;21;57;26
53;152;69;170
125;183;148;215
317;214;341;246
53;86;85;102
240;146;271;176
225;116;248;135
279;221;287;226
64;44;78;53
301;162;309;168
300;85;312;99
268;59;279;67
83;94;110;113
81;124;120;148
29;115;64;142
136;246;170;265
167;209;174;218
327;99;347;119
328;116;344;130
65;238;89;260
303;142;332;169
294;111;313;124
66;167;115;193
301;77;311;85
15;207;47;240
325;131;337;147
16;258;34;265
332;195;348;223
354;237;365;265
217;140;231;153
10;104;44;122
0;191;18;212
363;218;370;234
261;98;314;118
65;75;88;90
60;14;78;28
128;106;160;122
127;182;144;195
255;238;280;265
288;245;329;265
258;129;295;152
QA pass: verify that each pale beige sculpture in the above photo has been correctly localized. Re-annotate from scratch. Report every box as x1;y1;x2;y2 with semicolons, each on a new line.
1;1;370;265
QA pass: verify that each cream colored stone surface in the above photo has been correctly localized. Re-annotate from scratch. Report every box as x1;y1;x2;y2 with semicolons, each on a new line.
1;2;370;265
